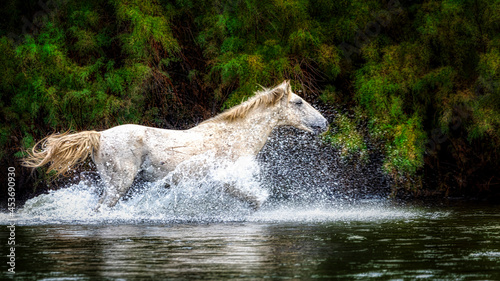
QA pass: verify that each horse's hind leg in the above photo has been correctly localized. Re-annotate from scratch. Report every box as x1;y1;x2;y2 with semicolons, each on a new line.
95;160;139;210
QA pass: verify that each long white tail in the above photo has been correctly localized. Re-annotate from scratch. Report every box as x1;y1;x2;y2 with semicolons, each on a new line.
23;131;101;177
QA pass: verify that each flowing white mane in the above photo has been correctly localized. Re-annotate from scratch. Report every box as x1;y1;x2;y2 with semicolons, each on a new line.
203;82;291;123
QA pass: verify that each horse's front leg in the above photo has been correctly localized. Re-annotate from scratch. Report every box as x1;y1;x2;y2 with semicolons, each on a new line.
222;182;268;210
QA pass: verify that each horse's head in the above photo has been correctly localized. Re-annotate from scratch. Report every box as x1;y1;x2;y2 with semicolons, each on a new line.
275;80;329;134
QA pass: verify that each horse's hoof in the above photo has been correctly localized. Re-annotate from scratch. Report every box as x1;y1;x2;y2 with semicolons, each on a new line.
249;200;263;211
92;204;102;212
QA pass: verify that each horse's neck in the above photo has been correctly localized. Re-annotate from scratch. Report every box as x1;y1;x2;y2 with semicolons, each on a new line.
233;107;278;142
198;107;280;157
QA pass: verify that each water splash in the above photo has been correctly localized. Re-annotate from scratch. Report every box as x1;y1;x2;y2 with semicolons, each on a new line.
9;179;423;225
14;153;263;224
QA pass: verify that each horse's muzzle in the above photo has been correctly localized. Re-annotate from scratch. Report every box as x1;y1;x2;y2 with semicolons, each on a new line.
311;120;329;135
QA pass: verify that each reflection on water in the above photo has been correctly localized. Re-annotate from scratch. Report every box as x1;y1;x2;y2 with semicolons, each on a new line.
1;204;500;280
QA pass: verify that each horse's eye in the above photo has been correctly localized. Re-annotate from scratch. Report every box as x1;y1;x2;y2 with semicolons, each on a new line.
294;100;303;106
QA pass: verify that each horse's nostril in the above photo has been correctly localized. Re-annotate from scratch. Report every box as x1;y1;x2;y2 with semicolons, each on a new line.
311;124;328;134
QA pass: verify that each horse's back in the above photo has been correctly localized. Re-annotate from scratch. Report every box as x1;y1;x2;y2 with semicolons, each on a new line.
99;124;156;153
96;124;205;175
100;124;187;146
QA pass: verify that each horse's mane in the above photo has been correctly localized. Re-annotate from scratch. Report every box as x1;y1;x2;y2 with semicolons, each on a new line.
203;81;291;124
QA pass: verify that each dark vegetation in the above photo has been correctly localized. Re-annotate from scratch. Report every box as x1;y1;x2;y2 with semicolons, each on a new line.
1;0;499;204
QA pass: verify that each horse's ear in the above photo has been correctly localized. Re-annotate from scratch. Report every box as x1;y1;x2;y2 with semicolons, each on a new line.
283;80;292;102
282;80;290;90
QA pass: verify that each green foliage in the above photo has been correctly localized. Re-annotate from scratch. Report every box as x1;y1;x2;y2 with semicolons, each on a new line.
0;0;179;143
354;42;429;178
319;85;340;104
195;0;342;106
323;113;367;160
113;0;180;61
470;48;500;140
383;116;425;176
348;0;500;192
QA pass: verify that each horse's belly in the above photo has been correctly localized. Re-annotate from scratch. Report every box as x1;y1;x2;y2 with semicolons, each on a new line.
140;169;169;182
139;155;175;181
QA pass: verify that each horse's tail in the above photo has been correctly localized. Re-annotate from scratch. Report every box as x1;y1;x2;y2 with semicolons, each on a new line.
22;130;101;177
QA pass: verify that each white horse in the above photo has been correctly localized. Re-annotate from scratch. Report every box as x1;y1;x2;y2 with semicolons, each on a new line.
24;80;328;209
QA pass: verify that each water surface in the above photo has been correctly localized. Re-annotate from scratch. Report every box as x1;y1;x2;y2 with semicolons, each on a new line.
2;202;500;280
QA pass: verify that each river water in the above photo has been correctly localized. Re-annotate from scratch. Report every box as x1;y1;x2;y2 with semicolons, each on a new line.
2;199;500;280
